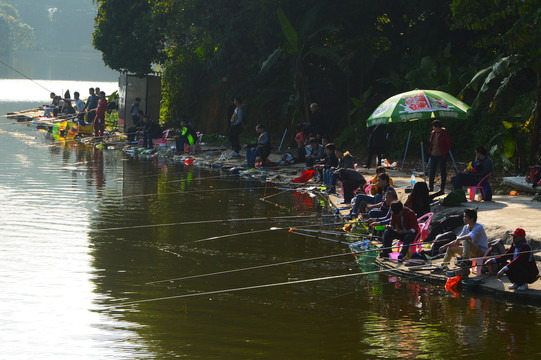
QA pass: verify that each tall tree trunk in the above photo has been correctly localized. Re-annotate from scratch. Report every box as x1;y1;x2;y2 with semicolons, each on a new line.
529;70;541;165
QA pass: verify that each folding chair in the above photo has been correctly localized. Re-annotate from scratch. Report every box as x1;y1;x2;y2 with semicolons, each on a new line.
186;132;203;154
391;212;434;259
467;173;491;201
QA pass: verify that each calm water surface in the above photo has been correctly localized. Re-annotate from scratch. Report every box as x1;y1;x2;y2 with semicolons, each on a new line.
2;87;541;359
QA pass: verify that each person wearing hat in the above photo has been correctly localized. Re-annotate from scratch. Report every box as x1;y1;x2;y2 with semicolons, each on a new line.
488;228;539;291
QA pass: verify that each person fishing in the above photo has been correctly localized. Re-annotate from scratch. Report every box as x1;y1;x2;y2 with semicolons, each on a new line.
487;228;539;291
176;118;198;154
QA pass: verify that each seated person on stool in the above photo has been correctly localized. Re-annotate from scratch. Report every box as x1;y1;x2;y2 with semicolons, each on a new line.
379;201;419;261
245;124;271;168
451;146;493;200
350;172;394;217
435;208;488;271
487;227;539;291
176;119;198;154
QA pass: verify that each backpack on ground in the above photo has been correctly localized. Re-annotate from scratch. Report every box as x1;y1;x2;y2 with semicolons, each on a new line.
441;189;466;206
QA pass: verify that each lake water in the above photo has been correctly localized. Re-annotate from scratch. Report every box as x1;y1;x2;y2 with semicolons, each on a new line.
2;80;541;359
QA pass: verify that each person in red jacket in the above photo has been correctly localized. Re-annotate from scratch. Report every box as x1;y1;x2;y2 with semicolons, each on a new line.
93;91;108;138
488;227;539;291
428;119;451;193
379;201;419;261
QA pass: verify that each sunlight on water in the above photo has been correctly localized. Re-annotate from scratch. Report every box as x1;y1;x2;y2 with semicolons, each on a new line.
0;79;118;102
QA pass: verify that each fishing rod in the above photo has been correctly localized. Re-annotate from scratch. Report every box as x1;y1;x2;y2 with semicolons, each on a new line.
95;214;336;232
147;251;356;284
105;263;436;308
191;221;344;244
118;186;269;199
0;59;53;93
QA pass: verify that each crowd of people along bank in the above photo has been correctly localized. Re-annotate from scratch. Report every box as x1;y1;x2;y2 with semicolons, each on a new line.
222;100;538;291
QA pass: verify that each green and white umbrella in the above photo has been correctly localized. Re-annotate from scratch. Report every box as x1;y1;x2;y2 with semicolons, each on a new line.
366;90;471;181
366;89;472;127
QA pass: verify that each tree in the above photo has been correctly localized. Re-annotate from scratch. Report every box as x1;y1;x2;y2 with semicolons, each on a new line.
452;0;541;165
0;1;35;53
93;0;162;75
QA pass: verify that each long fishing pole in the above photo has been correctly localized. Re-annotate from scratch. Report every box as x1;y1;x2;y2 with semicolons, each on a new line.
117;186;268;199
0;59;53;93
95;214;335;232
105;264;435;308
191;221;344;244
147;251;356;284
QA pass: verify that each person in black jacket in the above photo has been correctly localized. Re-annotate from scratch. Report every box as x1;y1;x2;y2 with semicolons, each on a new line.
138;115;162;149
336;168;366;204
325;147;354;194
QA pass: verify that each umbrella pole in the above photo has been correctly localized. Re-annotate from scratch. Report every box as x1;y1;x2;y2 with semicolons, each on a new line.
417;121;426;182
421;141;426;182
401;131;411;169
448;150;459;174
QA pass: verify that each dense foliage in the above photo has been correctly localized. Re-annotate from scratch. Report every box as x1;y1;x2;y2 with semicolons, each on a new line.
92;0;541;170
0;1;35;54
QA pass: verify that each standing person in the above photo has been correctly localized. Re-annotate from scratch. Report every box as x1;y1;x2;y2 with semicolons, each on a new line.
93;91;108;138
365;124;386;168
451;146;493;200
433;208;488;273
428;119;452;193
229;97;243;157
309;103;324;138
488;228;539;291
130;97;141;126
379;201;419;261
73;92;84;113
245;124;271;169
294;123;308;163
84;88;99;127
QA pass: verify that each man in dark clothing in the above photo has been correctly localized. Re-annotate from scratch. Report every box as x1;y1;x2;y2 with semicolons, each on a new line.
451;146;493;200
309;103;325;137
84;87;99;126
490;228;539;291
336;168;366;204
365;124;386;168
139;115;162;149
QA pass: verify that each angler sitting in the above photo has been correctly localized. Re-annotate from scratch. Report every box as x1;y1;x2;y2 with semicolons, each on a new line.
175;118;198;154
487;227;539;291
432;208;488;273
379;201;419;261
349;172;394;217
245;124;271;169
324;147;354;194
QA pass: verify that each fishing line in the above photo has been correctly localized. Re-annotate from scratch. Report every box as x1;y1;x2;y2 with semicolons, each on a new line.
118;186;268;199
105;264;435;308
0;59;53;93
288;230;350;245
95;214;335;232
147;251;356;284
191;221;342;244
